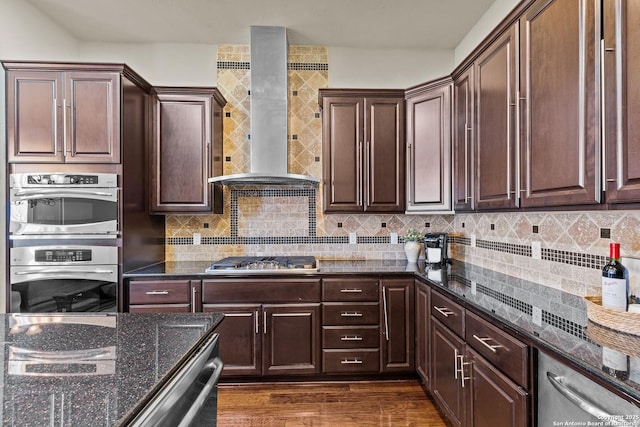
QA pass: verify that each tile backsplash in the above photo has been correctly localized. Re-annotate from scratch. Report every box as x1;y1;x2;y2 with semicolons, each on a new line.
166;45;640;299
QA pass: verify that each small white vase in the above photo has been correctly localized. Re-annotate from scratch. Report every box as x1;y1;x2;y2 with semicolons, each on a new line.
404;241;421;263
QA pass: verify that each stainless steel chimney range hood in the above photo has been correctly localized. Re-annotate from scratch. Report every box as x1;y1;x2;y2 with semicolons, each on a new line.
208;26;319;187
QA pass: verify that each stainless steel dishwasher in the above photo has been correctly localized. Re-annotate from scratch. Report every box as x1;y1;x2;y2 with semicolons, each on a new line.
538;351;640;426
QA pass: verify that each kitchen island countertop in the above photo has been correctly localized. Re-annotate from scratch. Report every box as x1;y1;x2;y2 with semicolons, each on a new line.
2;312;224;426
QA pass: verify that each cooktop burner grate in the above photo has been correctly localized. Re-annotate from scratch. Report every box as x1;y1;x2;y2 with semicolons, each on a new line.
205;256;318;274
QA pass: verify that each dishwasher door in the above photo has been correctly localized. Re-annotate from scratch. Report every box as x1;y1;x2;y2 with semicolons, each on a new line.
538;351;640;426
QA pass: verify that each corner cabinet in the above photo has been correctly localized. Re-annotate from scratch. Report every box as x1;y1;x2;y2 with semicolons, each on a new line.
380;277;414;372
150;87;226;214
319;89;405;213
3;63;128;163
405;78;453;213
603;0;640;203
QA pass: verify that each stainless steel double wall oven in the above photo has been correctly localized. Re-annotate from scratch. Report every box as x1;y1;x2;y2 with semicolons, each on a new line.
9;173;120;313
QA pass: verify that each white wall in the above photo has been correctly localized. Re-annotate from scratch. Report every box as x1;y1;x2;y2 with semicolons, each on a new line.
328;47;453;88
454;0;522;66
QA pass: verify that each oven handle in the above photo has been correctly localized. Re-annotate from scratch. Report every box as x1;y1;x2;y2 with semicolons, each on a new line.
12;189;116;201
177;357;224;427
546;372;626;425
14;269;115;275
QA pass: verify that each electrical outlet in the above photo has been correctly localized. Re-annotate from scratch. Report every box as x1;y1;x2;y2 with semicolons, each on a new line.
531;241;542;259
471;234;477;247
532;306;542;326
349;232;357;244
193;233;201;245
390;232;398;244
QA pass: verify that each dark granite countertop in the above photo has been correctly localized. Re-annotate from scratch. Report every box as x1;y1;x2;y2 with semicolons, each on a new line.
2;312;224;426
123;259;640;404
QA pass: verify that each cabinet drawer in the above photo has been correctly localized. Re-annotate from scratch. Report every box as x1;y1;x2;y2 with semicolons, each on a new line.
322;326;380;348
202;279;321;303
322;302;379;325
323;349;380;373
129;304;191;313
129;280;191;304
431;291;464;337
322;278;379;301
465;311;529;387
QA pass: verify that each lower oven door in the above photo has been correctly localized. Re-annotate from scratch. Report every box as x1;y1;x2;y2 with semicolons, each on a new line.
130;333;223;427
10;265;118;313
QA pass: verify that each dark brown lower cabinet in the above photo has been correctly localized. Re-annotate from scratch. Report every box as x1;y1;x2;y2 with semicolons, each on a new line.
127;279;200;313
415;281;431;389
380;278;414;372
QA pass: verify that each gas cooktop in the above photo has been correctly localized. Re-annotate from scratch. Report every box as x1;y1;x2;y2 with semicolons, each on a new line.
205;256;319;274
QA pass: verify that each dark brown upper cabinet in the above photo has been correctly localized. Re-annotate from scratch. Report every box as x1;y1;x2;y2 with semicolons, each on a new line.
150;87;226;214
453;66;475;212
603;0;640;203
4;63;124;163
319;89;405;213
519;0;600;208
474;23;519;210
405;78;453;213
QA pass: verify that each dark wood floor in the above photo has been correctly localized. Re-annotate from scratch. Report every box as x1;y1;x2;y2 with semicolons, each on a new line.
217;379;447;426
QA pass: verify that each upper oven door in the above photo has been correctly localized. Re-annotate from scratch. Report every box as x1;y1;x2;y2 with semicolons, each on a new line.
9;187;118;238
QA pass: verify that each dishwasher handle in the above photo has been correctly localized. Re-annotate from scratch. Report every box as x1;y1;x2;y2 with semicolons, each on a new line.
177;357;224;427
546;371;626;426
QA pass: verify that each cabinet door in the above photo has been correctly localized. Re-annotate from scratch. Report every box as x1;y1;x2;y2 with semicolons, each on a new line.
415;281;431;389
203;303;262;377
151;90;214;213
519;0;600;207
380;278;414;372
365;97;405;212
467;348;528;427
65;72;120;163
322;96;364;212
406;81;452;213
603;0;640;203
263;303;321;376
475;24;519;210
453;66;474;211
431;318;465;427
6;71;64;163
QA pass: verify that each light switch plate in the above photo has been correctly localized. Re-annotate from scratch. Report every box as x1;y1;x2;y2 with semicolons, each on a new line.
349;232;357;244
471;281;477;296
471;234;476;247
532;306;542;326
193;233;201;245
390;232;398;245
531;241;542;260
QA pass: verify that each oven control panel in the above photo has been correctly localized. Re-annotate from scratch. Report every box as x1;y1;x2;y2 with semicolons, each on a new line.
35;249;93;263
27;174;99;185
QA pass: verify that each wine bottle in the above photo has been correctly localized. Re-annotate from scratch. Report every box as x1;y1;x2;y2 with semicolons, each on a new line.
601;346;630;381
601;242;629;311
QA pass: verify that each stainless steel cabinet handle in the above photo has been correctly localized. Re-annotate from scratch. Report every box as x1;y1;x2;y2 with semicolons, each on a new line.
459;355;471;388
546;372;625;425
340;359;363;365
472;334;503;353
382;286;389;341
255;310;259;334
191;286;197;313
433;306;455;317
340;336;363;341
454;348;460;379
145;290;169;296
263;311;267;335
177;357;224;427
340;288;363;293
340;312;363;317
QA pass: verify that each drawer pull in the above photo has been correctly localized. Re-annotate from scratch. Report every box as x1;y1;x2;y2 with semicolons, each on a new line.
340;359;363;365
340;336;363;341
472;334;503;353
340;312;363;317
145;290;169;295
340;288;363;293
433;306;455;317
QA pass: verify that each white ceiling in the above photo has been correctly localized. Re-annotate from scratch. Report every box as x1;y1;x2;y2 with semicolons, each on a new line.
25;0;496;50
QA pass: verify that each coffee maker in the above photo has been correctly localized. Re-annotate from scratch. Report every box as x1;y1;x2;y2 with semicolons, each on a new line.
423;233;449;265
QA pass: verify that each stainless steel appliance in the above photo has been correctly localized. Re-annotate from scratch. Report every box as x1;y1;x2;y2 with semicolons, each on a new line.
538;350;640;426
130;332;222;427
10;245;118;313
9;173;119;239
424;233;449;265
205;255;319;274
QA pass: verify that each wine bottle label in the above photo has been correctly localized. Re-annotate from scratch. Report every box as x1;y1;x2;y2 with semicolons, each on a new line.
603;347;628;371
602;277;628;311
